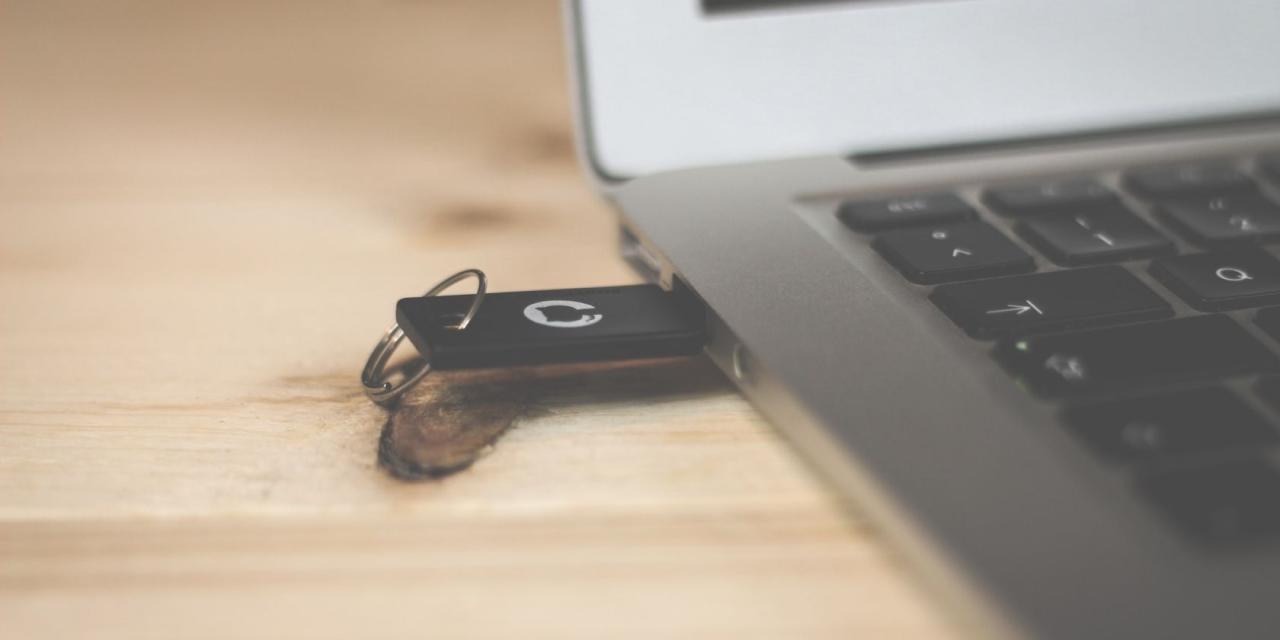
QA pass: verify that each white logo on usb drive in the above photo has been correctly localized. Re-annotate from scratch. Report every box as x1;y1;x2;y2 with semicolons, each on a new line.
523;300;603;328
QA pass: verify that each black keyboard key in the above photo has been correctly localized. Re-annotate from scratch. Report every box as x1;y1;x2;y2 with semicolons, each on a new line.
1138;459;1280;547
1259;153;1280;184
873;222;1034;284
1256;307;1280;343
1254;374;1280;411
1018;208;1173;265
931;266;1170;338
1150;249;1280;311
1062;388;1275;464
984;178;1116;215
1158;193;1280;245
995;315;1277;397
837;193;974;231
1125;161;1255;199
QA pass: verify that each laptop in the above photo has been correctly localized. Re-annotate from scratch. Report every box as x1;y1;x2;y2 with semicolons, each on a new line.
566;1;1280;638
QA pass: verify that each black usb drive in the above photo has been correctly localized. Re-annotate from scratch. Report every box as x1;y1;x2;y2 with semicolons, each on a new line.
395;284;706;370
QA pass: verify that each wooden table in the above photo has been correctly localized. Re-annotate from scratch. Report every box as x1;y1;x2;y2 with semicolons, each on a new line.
0;2;955;637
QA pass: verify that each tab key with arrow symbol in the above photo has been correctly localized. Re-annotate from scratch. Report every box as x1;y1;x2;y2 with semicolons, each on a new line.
930;266;1171;338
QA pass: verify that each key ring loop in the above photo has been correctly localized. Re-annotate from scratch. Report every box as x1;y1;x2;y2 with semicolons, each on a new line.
361;268;486;406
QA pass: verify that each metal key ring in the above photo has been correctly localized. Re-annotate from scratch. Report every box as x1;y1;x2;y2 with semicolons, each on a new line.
361;268;486;406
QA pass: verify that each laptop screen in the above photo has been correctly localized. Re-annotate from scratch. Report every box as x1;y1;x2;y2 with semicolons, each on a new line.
703;0;874;13
574;1;1280;178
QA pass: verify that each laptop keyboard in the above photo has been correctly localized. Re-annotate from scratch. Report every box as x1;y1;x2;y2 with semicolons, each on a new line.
838;152;1280;548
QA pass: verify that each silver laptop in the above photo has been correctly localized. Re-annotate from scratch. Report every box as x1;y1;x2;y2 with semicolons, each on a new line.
566;2;1280;637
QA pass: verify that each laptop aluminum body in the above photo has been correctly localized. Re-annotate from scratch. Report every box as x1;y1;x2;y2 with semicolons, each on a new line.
566;2;1280;637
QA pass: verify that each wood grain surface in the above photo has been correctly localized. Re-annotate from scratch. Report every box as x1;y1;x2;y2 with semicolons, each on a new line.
0;2;956;637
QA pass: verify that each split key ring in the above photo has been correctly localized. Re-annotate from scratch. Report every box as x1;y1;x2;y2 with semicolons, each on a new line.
360;268;486;406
